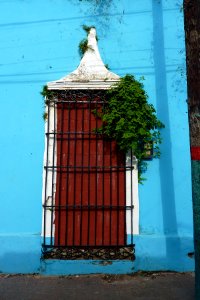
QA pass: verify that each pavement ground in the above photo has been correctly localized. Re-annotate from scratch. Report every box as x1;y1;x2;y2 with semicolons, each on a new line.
0;272;195;300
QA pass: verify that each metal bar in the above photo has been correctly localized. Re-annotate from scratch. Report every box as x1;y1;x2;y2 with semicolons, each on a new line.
109;139;112;246
130;149;133;245
43;244;134;249
80;97;85;245
50;100;56;246
49;100;107;104
95;99;98;246
65;101;71;245
73;100;78;246
43;98;50;247
44;205;134;209
124;154;127;245
87;98;91;245
45;165;134;170
102;98;105;245
46;132;108;139
116;145;120;246
57;102;64;246
46;131;107;135
46;132;106;135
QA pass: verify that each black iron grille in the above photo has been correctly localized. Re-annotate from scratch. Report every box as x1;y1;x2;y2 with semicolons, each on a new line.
42;90;135;257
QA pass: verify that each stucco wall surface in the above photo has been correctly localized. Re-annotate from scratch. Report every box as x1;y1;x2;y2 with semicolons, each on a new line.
0;0;194;274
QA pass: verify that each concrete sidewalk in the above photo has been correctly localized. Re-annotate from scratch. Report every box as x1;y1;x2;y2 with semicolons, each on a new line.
0;272;195;300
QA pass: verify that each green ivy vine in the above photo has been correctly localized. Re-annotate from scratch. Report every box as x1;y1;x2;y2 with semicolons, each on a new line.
40;85;57;120
41;73;164;182
41;85;55;101
78;25;99;57
93;74;164;183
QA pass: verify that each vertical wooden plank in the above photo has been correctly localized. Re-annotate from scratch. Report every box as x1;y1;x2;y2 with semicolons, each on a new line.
55;94;126;246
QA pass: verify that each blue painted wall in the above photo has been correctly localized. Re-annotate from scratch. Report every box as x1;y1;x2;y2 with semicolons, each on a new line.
0;0;194;274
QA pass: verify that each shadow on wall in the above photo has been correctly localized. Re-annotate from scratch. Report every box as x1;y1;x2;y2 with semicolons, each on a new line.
152;0;182;263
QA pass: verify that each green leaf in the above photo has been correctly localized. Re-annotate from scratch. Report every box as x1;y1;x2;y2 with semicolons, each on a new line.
92;74;164;183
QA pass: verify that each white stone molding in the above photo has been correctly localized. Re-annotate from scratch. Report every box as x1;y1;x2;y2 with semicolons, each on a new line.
48;28;120;90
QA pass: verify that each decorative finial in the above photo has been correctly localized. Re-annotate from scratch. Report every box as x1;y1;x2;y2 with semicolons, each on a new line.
48;27;120;89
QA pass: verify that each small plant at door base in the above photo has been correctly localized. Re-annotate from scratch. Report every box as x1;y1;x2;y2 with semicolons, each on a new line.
93;74;164;183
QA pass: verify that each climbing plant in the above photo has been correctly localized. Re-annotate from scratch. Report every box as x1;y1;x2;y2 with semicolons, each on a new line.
79;25;95;57
78;38;89;57
41;85;56;102
94;74;164;182
78;25;99;57
40;85;57;120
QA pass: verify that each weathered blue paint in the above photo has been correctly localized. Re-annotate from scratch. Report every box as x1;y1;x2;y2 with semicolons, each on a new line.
40;260;134;276
0;0;194;274
133;235;194;272
0;235;41;274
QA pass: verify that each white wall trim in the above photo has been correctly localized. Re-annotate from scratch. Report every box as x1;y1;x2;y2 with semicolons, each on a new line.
47;80;120;90
42;100;57;238
126;153;139;235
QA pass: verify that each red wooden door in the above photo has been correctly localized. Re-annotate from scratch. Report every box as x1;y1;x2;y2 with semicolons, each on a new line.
54;95;126;246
